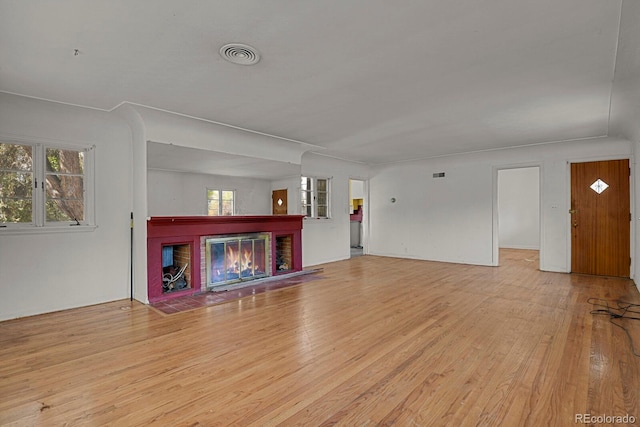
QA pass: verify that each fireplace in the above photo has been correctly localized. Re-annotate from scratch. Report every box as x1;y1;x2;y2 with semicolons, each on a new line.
147;215;304;303
162;243;191;292
275;234;293;272
205;233;270;288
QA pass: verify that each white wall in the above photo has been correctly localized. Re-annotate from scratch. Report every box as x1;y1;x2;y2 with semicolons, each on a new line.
147;170;271;216
146;151;373;269
368;137;632;272
130;104;314;164
114;104;312;304
301;153;370;266
498;167;540;249
0;93;133;321
609;0;640;289
370;157;494;265
1;92;634;321
113;103;148;303
610;0;640;146
351;180;365;199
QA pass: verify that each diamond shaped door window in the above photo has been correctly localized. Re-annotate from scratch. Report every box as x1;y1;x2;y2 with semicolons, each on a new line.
590;179;609;194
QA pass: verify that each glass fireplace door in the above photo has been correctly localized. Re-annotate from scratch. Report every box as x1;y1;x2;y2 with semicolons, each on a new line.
206;234;269;288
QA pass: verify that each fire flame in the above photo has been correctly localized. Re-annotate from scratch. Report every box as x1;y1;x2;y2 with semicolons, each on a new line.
226;246;254;274
209;239;267;283
242;249;252;271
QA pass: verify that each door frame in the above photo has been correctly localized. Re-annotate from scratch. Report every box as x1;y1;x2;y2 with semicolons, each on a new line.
492;163;543;268
349;177;369;256
565;154;634;277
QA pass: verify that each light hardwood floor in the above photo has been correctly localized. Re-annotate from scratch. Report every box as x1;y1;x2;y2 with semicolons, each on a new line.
1;249;639;426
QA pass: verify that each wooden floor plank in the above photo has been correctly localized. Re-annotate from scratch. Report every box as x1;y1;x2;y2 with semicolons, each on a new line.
1;249;639;426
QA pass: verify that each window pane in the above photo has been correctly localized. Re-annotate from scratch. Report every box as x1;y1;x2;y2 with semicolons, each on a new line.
0;143;32;171
301;177;330;218
301;177;312;190
46;175;84;198
302;190;311;205
208;199;220;216
221;191;234;215
0;168;33;223
1;143;94;227
46;148;84;174
44;148;85;223
221;201;234;215
0;197;32;223
207;190;233;215
0;171;32;198
0;143;33;223
207;190;220;216
46;199;84;222
45;174;84;222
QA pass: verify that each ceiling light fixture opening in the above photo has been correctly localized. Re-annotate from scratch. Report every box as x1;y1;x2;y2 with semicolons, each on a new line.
219;43;261;65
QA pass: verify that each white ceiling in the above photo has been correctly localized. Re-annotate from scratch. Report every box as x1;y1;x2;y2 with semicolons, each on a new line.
0;0;634;165
147;141;301;179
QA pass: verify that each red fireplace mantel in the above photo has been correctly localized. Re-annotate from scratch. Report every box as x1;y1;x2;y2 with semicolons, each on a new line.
147;215;304;238
147;215;304;302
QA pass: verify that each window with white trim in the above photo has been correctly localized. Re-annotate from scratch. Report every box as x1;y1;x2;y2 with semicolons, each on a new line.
0;140;94;230
301;176;330;218
207;189;235;216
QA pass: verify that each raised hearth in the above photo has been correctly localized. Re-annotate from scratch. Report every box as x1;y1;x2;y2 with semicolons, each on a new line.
147;215;304;303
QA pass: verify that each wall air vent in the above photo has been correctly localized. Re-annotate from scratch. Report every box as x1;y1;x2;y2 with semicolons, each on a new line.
219;43;261;65
433;172;445;178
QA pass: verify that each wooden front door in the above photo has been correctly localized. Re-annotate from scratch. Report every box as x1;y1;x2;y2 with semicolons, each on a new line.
570;159;630;277
272;189;288;215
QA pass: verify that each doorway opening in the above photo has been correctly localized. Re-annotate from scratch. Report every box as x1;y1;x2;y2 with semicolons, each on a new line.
496;166;541;268
349;179;366;257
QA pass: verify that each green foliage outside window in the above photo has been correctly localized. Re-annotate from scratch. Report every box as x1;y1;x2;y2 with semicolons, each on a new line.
0;143;33;223
0;142;85;224
207;189;234;216
45;148;84;222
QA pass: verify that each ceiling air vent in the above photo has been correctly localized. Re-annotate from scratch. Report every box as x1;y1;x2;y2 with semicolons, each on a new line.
219;43;261;65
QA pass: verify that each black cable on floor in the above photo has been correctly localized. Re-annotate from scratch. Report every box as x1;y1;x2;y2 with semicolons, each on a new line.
587;298;640;358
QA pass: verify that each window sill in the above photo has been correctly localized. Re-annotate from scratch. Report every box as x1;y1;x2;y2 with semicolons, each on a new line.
0;225;98;235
